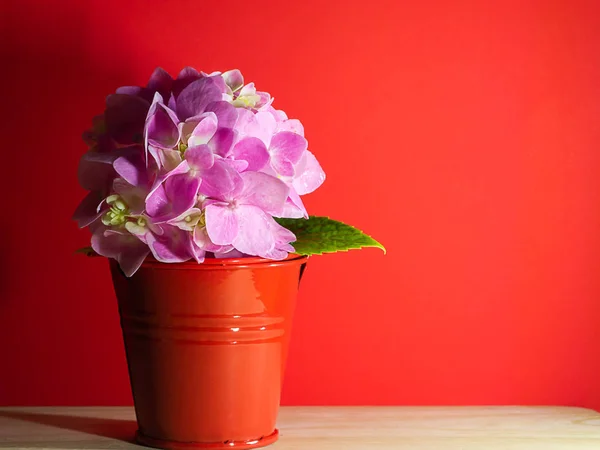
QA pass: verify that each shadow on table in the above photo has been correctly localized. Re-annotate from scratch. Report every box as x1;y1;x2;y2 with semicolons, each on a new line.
0;410;137;447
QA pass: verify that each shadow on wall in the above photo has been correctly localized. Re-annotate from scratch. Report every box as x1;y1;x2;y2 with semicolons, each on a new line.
0;1;136;406
0;2;134;300
0;410;137;446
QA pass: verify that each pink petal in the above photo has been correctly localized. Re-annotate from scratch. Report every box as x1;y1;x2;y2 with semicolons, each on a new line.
239;82;256;97
146;173;201;222
185;144;215;170
167;93;177;111
179;113;210;143
222;69;244;92
188;113;218;147
147;145;162;168
257;215;295;259
77;147;142;191
199;159;243;198
104;94;150;144
214;248;246;259
146;184;169;218
270;219;296;246
236;108;255;132
207;74;227;92
263;233;295;258
144;94;180;150
92;227;123;259
238;171;289;215
205;204;239;245
230;159;249;172
280;189;308;219
115;86;143;97
72;191;105;228
147;67;173;96
208;128;235;157
187;233;206;263
268;107;288;123
262;248;289;260
255;91;273;110
91;226;150;277
176;77;223;121
270;131;307;165
148;220;164;236
193;226;230;253
237;110;276;147
157;148;183;172
178;67;200;79
146;160;190;201
78;150;119;164
147;225;192;263
146;105;180;149
117;245;151;277
125;217;156;244
292;150;326;195
277;119;304;136
113;152;148;187
205;101;239;128
167;207;202;231
77;156;115;192
231;137;269;171
172;67;202;97
271;157;295;177
113;178;147;215
252;111;277;147
232;205;275;256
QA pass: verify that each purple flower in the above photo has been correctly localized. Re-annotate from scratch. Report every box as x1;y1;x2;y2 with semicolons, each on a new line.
73;146;147;227
236;109;277;146
144;93;239;170
262;219;296;260
175;75;228;121
91;224;150;277
145;94;180;151
222;69;272;110
269;150;325;219
74;67;326;276
103;94;150;146
145;163;201;223
228;137;270;172
145;224;193;263
292;150;326;195
204;171;291;257
72;191;107;228
167;208;233;263
115;67;174;105
235;109;308;176
267;132;308;177
214;248;247;259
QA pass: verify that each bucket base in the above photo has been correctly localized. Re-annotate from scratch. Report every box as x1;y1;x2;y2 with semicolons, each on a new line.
135;429;279;450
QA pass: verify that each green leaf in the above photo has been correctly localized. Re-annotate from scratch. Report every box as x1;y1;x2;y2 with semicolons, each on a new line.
75;246;99;257
276;216;386;256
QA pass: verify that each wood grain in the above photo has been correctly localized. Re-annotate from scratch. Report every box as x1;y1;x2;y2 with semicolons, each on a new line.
1;406;600;449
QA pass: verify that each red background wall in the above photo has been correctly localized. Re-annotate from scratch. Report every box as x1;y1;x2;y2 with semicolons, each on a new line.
2;0;600;409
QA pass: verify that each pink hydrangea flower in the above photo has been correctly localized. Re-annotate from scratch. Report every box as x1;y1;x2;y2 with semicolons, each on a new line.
74;67;326;276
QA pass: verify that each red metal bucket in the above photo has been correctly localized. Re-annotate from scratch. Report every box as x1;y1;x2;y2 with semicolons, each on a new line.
109;255;308;449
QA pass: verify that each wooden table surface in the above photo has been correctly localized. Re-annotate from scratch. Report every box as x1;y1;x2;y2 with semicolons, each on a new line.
1;406;600;449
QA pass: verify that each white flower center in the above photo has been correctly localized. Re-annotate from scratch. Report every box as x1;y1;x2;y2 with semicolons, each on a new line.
102;195;129;226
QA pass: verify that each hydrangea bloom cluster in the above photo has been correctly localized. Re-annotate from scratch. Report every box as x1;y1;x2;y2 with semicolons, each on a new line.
73;68;325;276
